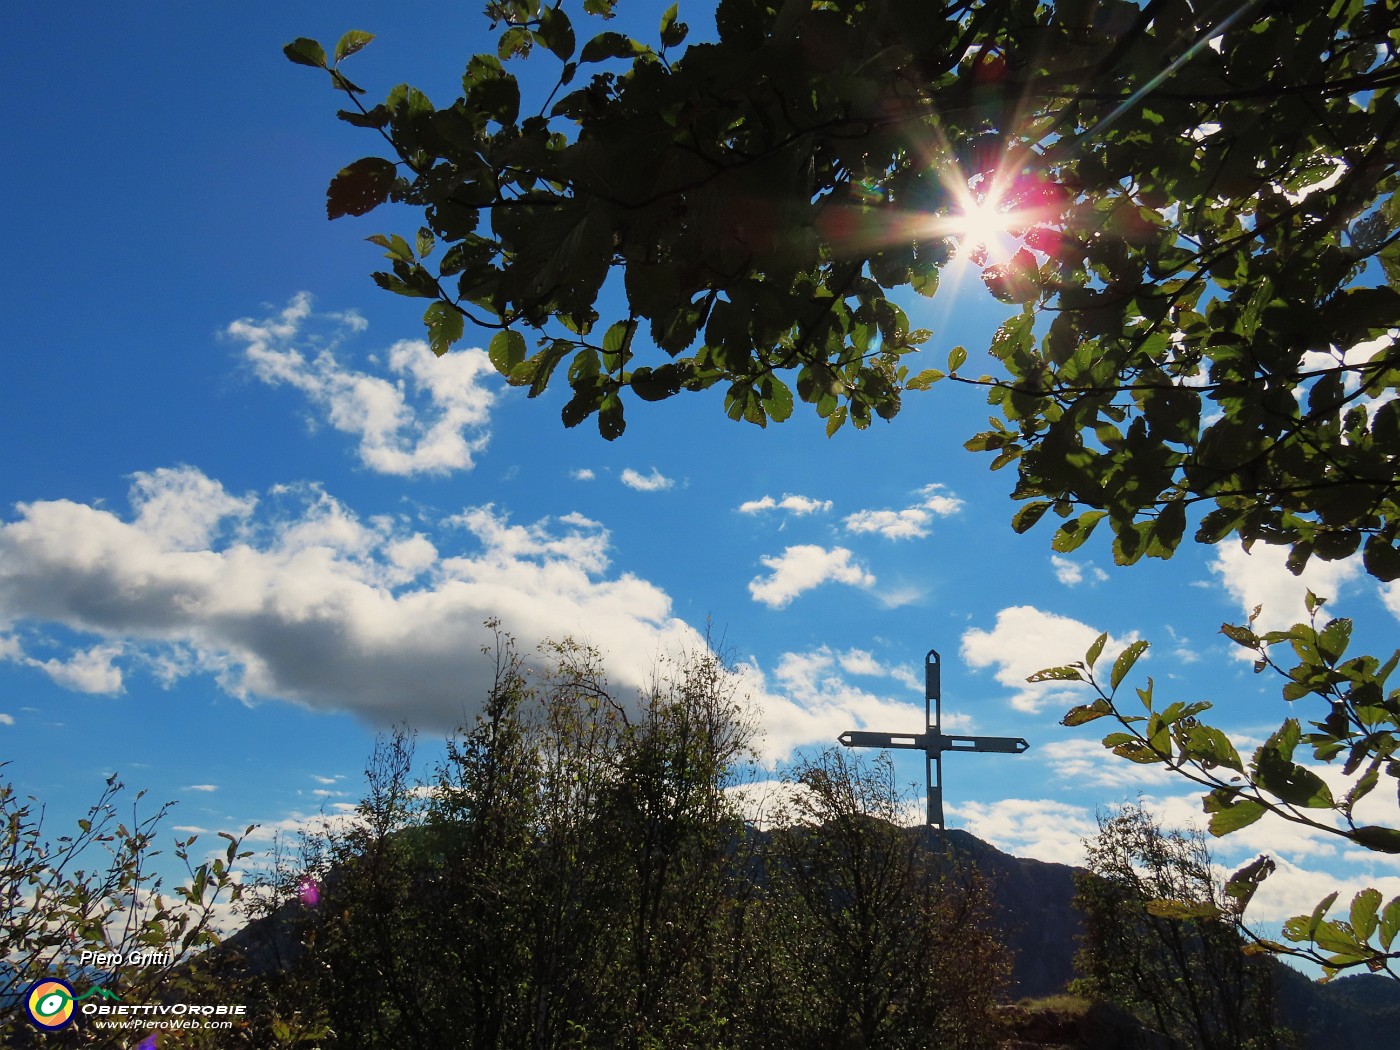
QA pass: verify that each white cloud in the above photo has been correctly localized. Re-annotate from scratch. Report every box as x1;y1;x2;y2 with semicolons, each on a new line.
0;467;708;729
961;605;1139;714
28;644;126;695
748;545;875;609
737;646;971;761
872;584;926;609
738;494;831;516
184;784;219;793
952;797;1098;866
916;484;964;516
619;467;674;492
132;467;258;548
230;293;498;476
837;648;885;678
842;484;964;540
0;713;13;726
1050;555;1108;587
1247;856;1400;927
570;468;595;481
843;508;933;540
1209;542;1362;634
385;535;438;582
1300;333;1395;386
1040;738;1174;789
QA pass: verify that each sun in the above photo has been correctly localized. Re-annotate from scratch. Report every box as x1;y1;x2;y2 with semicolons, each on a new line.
940;173;1026;264
948;199;1017;251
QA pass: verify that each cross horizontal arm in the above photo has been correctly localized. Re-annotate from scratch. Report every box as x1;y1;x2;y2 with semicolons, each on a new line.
840;731;1030;756
940;734;1030;754
838;730;928;750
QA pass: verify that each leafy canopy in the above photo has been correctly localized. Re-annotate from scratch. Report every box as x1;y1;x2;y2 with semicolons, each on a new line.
289;0;1399;578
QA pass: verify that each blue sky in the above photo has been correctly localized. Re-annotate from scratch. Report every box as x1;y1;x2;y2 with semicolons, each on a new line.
5;1;1398;953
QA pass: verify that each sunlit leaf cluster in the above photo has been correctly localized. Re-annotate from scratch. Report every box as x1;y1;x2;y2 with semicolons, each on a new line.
1048;591;1400;979
292;1;1399;575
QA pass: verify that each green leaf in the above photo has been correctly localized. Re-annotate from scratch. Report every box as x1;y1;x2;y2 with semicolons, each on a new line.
1363;536;1400;581
580;31;638;63
1254;722;1334;808
1086;632;1107;668
372;268;437;298
1350;887;1383;942
327;158;398;219
598;391;625;439
424;302;464;356
1052;512;1105;553
1312;920;1367;960
1318;617;1353;662
1060;698;1111;726
1220;622;1259;649
386;233;415;263
283;37;327;68
1307;891;1341;939
1012;501;1052;534
527;340;572;398
1224;854;1275;914
489;330;527;376
825;405;847;437
333;30;375;63
981;249;1041;304
560;389;596;429
911;267;939;297
629;364;684;402
947;346;967;373
1184;723;1243;772
499;26;534;60
1379;897;1400;951
1206;796;1267;837
1113;739;1168;763
1031;665;1086;683
660;3;689;48
763;377;794;423
603;320;633;356
905;368;944;391
337;105;390;129
1352;826;1400;854
464;55;520;126
536;6;576;61
1110;640;1149;691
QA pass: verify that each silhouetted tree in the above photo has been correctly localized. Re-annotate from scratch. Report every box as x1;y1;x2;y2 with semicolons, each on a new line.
1073;804;1293;1050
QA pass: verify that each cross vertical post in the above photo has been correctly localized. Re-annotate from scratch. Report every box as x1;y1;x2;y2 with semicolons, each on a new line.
838;647;1030;829
926;649;943;827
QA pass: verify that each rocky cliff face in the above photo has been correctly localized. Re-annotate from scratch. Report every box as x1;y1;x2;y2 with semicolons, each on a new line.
918;828;1084;998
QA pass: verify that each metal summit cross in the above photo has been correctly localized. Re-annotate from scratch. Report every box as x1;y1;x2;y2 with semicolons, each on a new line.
838;649;1029;829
